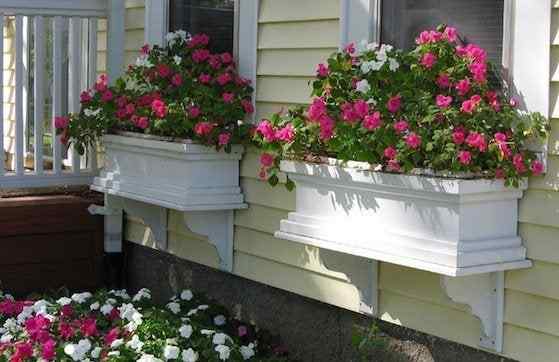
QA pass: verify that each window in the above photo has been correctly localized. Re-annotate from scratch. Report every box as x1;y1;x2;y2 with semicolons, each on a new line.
381;0;504;65
168;0;236;55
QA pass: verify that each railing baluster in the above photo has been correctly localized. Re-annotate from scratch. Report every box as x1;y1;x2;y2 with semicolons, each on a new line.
69;17;82;174
0;14;4;176
88;18;98;172
14;15;24;176
34;16;45;175
52;16;63;175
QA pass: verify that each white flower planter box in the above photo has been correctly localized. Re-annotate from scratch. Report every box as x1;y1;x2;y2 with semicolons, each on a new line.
92;134;246;211
275;160;531;277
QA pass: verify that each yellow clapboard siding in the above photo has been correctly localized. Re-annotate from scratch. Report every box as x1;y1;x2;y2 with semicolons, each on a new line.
233;251;361;312
551;46;559;81
258;48;336;76
519;189;559;228
546;119;559;155
503;324;559;362
553;9;559;45
254;101;294;121
234;204;286;234
506;260;559;300
125;7;146;30
519;223;559;264
257;76;313;104
505;289;559;337
125;0;145;9
241;177;295;210
550;83;559;118
98;29;144;52
379;290;480;348
379;263;468;312
258;20;339;49
527;154;559;190
259;0;339;23
555;0;559;8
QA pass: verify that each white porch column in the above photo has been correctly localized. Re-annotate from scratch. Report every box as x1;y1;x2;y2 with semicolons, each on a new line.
107;0;125;82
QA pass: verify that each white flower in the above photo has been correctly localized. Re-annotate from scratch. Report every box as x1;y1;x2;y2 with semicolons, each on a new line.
180;290;193;301
72;292;93;304
167;302;181;314
84;108;102;117
187;309;198;317
17;306;34;324
65;339;92;361
109;289;130;299
197;305;209;311
388;58;400;71
108;351;121;357
212;333;228;345
213;315;226;326
379;44;393;54
164;345;181;360
0;333;13;343
3;318;16;332
91;347;102;359
175;30;188;40
240;343;255;360
100;304;114;316
215;345;231;361
90;302;100;311
111;338;124;349
57;297;72;306
33;300;50;315
138;354;163;362
201;329;215;336
106;298;117;305
356;79;371;94
367;98;378;106
182;348;198;362
173;55;182;66
179;324;193;339
120;304;143;324
126;335;144;352
133;288;152;302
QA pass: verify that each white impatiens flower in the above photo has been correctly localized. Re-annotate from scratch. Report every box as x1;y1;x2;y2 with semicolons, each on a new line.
17;306;33;324
215;345;231;361
133;288;152;302
108;351;121;357
197;305;209;311
182;348;198;362
126;335;144;352
356;79;371;94
106;298;117;305
138;354;164;362
57;297;72;306
91;347;102;359
109;289;130;300
180;290;193;301
100;304;114;316
212;333;228;345
0;333;13;343
84;108;102;117
64;339;92;361
167;302;181;315
213;315;226;326
110;338;124;349
90;302;100;311
187;309;198;317
72;292;93;304
179;324;193;339
173;55;182;66
240;343;256;360
388;58;400;71
3;318;17;332
163;345;180;360
200;329;215;336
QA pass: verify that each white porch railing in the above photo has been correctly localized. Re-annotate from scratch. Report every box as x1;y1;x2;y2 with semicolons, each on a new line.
0;0;124;189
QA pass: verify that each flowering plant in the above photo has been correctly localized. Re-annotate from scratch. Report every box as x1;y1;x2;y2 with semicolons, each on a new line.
253;26;549;188
56;31;254;154
0;289;290;361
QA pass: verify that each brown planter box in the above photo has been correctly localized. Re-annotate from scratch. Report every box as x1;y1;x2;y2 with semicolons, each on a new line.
0;195;104;295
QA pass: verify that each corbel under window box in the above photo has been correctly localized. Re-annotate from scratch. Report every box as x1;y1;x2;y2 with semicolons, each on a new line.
91;133;246;271
275;159;532;352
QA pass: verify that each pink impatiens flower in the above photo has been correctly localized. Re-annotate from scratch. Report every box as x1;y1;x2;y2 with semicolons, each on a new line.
341;102;359;123
157;63;171;78
458;150;472;165
531;159;544;176
405;133;422;149
241;99;254;114
171;73;183;86
387;159;401;172
256;120;276;142
452;130;466;145
495;168;505;179
151;99;167;118
436;95;453;109
421;52;437;69
189;106;201;118
217;72;232;86
101;90;114;102
308;98;327;121
513;153;526;173
443;26;458;42
319;114;335;140
218;133;231;146
222;92;235;103
275;124;295;142
387;95;402;113
54;116;70;129
362;112;382;130
436;73;451;89
455;78;471;96
132;116;149;129
198;73;212;84
260;153;275;168
194;122;214;136
383;146;397;159
393;119;408;134
221;52;233;64
192;49;210;63
353;100;370;119
316;63;329;77
80;91;92;103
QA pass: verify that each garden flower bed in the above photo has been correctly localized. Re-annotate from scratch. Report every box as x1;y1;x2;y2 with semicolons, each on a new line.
0;289;290;361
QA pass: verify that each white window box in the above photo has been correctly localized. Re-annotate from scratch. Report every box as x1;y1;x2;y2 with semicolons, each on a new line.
275;159;531;277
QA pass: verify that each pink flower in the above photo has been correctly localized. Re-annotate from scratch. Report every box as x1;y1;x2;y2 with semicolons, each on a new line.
192;49;210;63
387;95;402;113
194;122;214;136
101;90;113;102
421;52;437;69
436;73;451;89
141;44;150;55
116;96;128;108
157;63;171;78
387;159;401;172
80;91;92;103
198;73;212;84
189;106;201;118
188;33;210;47
344;42;355;54
217;72;232;86
241;99;254;114
460;99;476;114
458;150;472;165
513;153;526;173
510;97;519;108
256;120;276;142
221;52;233;64
125;103;135;116
495;168;505;179
383;146;397;159
42;339;56;361
362;112;382;130
58;322;74;340
171;73;183;86
218;133;231;146
469;62;487;83
405;133;422;149
531;159;544;176
316;63;329;77
341;102;358;123
132;116;149;129
222;92;235;103
443;27;458;42
393;119;408;134
94;74;108;92
456;44;487;63
151;99;167;118
80;318;98;337
452;130;466;145
308;98;327;121
456;78;471;96
319;114;335;140
13;342;33;361
54;116;70;129
275;124;295;142
436;94;453;109
415;30;441;45
466;132;487;152
238;326;248;337
208;55;221;69
260;153;275;168
494;132;507;144
105;327;120;346
353;100;370;119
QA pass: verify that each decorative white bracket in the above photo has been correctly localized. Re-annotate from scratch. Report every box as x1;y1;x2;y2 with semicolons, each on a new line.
441;272;504;353
183;210;235;272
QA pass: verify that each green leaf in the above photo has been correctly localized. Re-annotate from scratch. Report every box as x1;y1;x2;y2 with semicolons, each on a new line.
268;174;279;187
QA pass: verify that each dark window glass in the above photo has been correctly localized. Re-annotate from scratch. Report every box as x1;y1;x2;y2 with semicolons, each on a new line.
381;0;504;64
169;0;235;54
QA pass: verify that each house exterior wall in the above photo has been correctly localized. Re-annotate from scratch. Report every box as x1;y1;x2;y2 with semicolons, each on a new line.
116;1;559;361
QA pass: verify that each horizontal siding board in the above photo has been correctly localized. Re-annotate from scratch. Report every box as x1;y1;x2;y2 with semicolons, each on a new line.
506;260;559;300
550;83;559;117
258;21;339;49
548;119;559;155
554;9;559;45
505;289;559;337
259;0;339;23
125;7;145;30
503;324;559;362
234;204;286;234
551;46;559;81
254;101;294;122
519;190;559;228
258;48;336;76
233;251;361;312
257;76;313;104
241;177;295;211
519;223;559;264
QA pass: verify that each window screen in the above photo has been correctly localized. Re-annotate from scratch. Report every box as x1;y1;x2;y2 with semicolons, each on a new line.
381;0;504;65
169;0;235;54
